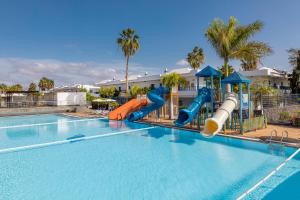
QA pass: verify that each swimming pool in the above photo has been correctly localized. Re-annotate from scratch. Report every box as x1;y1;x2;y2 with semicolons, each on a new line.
0;114;299;199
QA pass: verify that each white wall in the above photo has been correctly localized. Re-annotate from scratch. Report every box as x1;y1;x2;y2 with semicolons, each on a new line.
56;92;86;106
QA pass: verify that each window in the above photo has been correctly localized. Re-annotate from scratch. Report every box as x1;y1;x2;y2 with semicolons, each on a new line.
118;87;121;91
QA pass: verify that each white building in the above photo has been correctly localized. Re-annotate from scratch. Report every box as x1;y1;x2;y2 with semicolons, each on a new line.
96;66;291;98
238;67;290;90
52;84;100;97
96;68;202;98
74;84;100;97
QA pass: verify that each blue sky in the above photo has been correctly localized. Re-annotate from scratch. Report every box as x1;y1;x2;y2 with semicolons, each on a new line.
0;0;299;86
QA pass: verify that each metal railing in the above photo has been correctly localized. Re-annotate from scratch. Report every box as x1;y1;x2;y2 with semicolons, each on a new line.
257;94;300;108
0;100;85;108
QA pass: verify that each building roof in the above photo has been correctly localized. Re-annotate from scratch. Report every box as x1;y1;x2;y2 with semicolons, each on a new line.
195;66;222;77
239;67;288;78
96;67;197;86
222;72;252;84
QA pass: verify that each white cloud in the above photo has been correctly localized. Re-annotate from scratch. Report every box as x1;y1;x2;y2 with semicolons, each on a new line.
175;59;189;66
0;57;157;87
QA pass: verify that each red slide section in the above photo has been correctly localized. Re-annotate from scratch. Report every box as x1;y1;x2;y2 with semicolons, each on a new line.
108;99;148;120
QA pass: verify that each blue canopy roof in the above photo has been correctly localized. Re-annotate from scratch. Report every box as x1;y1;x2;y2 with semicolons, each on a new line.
221;72;252;84
195;65;222;78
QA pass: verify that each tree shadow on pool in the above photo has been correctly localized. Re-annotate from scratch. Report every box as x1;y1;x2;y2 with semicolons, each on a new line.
141;127;172;139
140;128;198;145
168;132;197;145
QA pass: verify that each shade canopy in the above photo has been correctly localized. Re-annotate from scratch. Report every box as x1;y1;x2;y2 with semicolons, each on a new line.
195;65;222;78
221;72;252;84
92;98;116;103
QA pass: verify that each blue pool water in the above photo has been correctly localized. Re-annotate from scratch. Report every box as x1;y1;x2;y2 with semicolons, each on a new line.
0;114;75;127
0;114;299;200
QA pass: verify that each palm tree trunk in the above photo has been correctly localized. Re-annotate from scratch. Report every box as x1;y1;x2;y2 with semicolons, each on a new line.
169;88;174;119
125;56;129;96
224;58;229;77
224;58;231;92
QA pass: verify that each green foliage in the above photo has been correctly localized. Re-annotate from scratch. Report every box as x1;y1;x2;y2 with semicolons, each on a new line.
99;86;117;98
8;84;23;92
117;28;140;57
218;65;235;78
130;85;150;98
141;87;150;94
91;100;119;109
0;84;7;91
287;48;300;93
0;83;23;92
38;77;54;91
79;88;96;102
28;82;37;92
130;85;141;98
251;85;278;95
117;28;140;94
186;46;205;70
162;73;188;89
205;16;272;77
278;111;291;121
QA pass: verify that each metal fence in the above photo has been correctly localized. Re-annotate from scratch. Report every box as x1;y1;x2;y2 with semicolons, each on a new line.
0;100;85;108
0;101;57;108
258;94;300;108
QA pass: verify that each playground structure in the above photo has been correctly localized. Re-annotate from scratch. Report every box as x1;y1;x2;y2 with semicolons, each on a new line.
108;65;267;136
175;66;222;126
176;66;267;135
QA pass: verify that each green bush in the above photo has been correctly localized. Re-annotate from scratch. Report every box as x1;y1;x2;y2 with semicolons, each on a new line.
278;111;291;121
91;101;119;109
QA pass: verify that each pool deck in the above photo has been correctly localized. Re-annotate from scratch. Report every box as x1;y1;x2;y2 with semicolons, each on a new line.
63;110;300;147
140;118;300;147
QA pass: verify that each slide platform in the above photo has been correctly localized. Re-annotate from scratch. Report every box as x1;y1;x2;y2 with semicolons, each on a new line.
203;93;238;137
127;87;168;122
175;87;211;126
108;98;147;120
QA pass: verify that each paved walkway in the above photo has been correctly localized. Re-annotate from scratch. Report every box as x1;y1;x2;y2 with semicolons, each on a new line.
141;118;300;144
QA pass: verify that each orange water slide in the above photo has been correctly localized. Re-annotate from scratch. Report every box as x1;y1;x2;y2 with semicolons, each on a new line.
108;99;148;120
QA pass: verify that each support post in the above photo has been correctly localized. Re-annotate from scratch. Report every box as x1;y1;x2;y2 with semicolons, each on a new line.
239;83;243;134
205;78;208;118
197;77;200;95
247;84;251;129
210;75;214;117
219;77;222;102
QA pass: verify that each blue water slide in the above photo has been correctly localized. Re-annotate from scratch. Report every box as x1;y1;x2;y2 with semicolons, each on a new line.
175;87;211;126
127;87;169;122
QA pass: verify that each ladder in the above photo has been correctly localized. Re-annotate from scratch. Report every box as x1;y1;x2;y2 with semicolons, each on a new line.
266;129;289;145
267;130;289;156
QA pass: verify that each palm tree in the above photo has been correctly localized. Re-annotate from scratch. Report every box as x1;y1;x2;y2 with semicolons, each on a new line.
162;73;188;119
287;48;300;93
0;84;7;92
117;28;140;95
205;16;272;78
240;59;258;71
186;46;205;70
38;77;54;91
47;79;54;90
28;82;37;92
8;84;23;92
130;85;141;98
